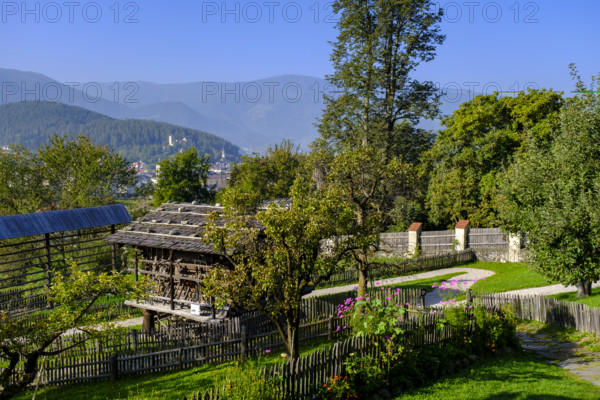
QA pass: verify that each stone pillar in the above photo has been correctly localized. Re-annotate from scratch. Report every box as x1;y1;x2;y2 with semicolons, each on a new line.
408;222;422;256
508;232;522;262
455;220;470;251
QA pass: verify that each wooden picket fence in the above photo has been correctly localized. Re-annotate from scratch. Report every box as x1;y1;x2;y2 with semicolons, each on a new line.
42;288;422;359
478;292;600;335
318;249;475;287
181;315;455;400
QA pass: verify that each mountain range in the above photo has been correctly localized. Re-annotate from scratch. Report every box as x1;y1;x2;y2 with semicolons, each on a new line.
0;68;464;152
0;101;240;165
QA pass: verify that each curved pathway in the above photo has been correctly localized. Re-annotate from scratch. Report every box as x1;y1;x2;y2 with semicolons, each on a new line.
305;267;496;306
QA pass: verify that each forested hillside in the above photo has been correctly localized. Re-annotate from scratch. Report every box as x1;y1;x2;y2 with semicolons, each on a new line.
0;101;240;164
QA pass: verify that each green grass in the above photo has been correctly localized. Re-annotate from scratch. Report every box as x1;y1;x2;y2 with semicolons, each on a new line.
395;352;600;400
549;288;600;308
469;261;550;294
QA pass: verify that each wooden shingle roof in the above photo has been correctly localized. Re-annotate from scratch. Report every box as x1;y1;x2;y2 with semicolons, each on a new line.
105;203;224;253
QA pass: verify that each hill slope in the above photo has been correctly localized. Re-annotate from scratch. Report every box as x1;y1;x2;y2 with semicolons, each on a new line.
0;101;240;164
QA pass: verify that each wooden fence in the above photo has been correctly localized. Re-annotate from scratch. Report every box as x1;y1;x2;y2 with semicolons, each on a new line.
182;315;455;400
468;228;508;248
420;229;454;255
478;293;600;335
317;249;475;287
0;225;123;315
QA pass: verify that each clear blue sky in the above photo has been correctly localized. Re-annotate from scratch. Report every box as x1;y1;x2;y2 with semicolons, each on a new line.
2;0;599;95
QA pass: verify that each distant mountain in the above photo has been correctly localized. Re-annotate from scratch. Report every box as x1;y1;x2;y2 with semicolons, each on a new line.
0;68;467;151
0;101;240;165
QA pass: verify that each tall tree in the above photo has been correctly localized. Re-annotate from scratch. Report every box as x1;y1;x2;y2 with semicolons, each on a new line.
203;178;353;362
497;68;600;297
425;90;564;228
0;135;134;215
312;0;444;297
152;148;212;205
38;135;135;209
224;140;305;211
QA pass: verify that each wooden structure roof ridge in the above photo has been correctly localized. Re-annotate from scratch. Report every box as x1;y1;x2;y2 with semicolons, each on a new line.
0;204;131;240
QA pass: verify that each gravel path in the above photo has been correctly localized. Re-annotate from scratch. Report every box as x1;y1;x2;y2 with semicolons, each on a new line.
305;267;496;306
504;282;600;296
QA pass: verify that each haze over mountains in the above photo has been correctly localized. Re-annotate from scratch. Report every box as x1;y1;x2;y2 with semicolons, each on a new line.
0;68;466;152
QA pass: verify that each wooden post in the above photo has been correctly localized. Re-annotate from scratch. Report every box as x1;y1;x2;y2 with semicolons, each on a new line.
109;354;118;381
142;309;156;332
134;248;139;282
467;289;473;303
240;325;247;362
327;315;333;341
420;288;426;308
131;329;139;351
211;296;216;319
169;249;174;311
44;233;52;309
111;224;117;270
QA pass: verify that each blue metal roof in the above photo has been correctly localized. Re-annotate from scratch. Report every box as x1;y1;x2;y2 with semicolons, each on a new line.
0;204;132;240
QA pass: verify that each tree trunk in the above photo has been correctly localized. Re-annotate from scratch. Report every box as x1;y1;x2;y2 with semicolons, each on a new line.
0;353;40;400
357;264;368;299
285;320;299;363
576;280;592;298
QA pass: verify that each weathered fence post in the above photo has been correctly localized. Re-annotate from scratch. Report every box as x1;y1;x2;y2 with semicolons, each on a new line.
466;289;473;304
131;329;138;352
240;325;247;362
327;315;333;341
420;288;426;308
109;354;118;381
178;348;183;370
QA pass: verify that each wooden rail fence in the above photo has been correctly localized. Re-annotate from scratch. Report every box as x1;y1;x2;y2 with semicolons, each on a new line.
478;292;600;335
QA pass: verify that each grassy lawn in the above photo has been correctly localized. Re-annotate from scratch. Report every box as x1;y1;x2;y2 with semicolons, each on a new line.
469;261;550;294
395;352;600;400
549;289;600;309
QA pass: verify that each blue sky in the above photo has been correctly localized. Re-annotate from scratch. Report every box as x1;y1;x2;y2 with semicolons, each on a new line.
2;0;599;96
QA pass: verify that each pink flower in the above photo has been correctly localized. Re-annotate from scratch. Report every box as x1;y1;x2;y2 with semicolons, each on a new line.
343;325;347;329
386;297;390;300
336;326;341;332
473;279;478;283
433;310;437;313
376;281;380;285
265;350;271;353
481;276;486;280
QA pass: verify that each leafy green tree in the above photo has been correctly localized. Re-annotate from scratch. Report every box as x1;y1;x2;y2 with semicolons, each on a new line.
224;140;305;211
38;135;135;209
0;263;149;399
497;68;600;297
0;146;45;215
312;0;444;297
425;90;564;228
152;148;212;205
0;135;134;216
203;178;354;362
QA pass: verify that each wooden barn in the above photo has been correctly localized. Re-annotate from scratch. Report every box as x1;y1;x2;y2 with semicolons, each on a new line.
105;202;233;328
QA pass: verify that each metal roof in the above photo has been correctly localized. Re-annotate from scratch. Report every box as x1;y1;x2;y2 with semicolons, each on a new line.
0;204;132;240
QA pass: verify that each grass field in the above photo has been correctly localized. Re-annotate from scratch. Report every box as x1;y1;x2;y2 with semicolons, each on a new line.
395;352;600;400
469;261;550;294
549;288;600;309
